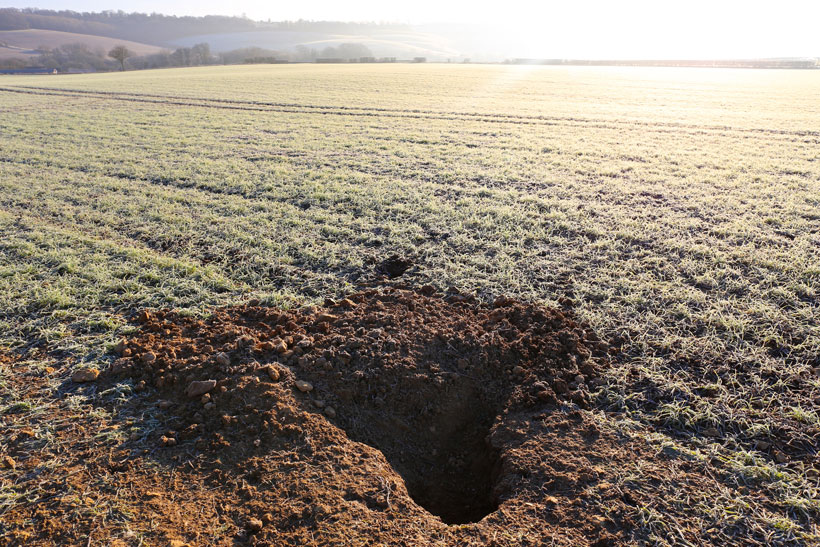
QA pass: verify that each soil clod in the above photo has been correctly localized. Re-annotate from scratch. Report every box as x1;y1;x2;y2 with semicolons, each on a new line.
376;255;413;278
71;368;100;383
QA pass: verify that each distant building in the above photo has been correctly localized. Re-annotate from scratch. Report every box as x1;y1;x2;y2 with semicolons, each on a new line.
412;57;427;63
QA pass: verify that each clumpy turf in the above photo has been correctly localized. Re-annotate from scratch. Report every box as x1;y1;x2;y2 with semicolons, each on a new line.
1;65;819;545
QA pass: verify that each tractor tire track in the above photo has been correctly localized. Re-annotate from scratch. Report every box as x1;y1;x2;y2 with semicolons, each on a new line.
2;85;818;140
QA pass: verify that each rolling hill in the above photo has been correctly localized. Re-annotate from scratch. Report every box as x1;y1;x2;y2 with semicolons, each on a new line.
0;29;164;60
170;29;462;59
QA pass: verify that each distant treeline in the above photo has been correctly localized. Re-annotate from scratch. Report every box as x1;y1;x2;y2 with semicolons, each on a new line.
506;58;819;69
0;8;408;45
131;42;376;69
0;40;381;72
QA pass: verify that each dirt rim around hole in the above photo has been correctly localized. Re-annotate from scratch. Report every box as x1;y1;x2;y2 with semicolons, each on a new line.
98;286;626;538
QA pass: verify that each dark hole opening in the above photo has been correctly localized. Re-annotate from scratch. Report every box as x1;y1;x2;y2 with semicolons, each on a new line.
338;378;501;524
400;409;500;524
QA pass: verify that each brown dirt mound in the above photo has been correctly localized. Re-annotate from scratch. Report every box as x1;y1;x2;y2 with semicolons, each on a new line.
102;286;625;545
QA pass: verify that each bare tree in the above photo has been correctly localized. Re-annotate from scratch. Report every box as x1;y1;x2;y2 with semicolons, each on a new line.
108;45;131;71
191;43;211;65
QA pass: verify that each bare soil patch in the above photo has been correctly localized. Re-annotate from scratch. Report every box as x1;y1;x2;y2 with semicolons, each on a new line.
115;285;608;519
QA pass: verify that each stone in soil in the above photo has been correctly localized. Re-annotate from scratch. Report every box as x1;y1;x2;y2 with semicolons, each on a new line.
185;380;216;397
294;380;313;392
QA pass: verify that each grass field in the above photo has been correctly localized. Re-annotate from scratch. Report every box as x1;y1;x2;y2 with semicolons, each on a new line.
1;64;819;545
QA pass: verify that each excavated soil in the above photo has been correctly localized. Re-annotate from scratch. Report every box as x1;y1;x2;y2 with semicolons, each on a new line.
102;286;621;543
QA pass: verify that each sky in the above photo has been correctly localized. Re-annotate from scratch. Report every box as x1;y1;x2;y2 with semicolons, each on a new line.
6;0;820;58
